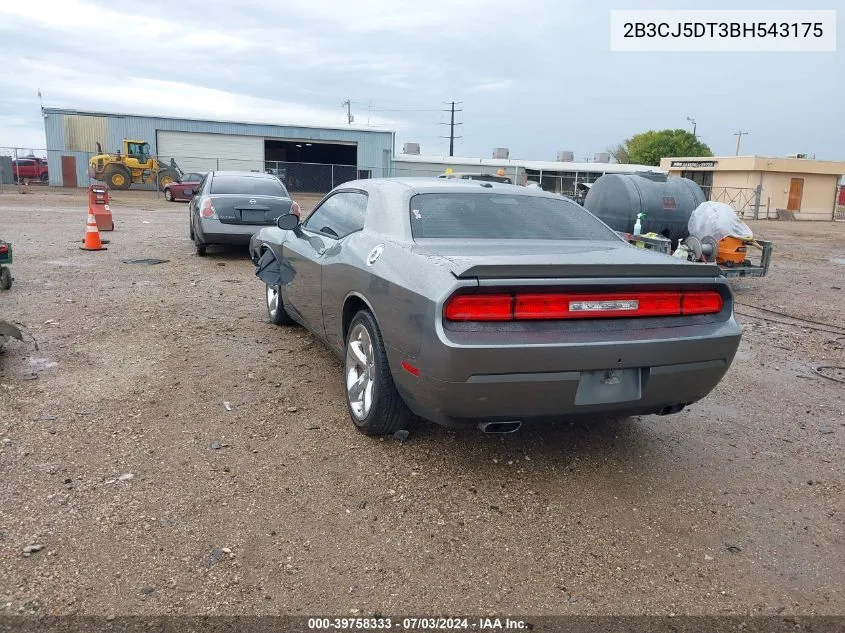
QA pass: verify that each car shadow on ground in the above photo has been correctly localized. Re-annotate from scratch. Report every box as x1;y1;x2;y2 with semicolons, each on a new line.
398;413;676;478
195;244;255;262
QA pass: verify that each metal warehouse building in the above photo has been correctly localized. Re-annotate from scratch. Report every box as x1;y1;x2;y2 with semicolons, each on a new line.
42;108;395;191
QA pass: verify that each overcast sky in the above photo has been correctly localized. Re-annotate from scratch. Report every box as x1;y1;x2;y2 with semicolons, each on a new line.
0;0;841;161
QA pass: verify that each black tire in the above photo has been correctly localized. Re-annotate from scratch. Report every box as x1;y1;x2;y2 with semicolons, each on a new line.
165;188;174;202
344;310;410;436
265;283;295;326
0;267;11;290
189;217;195;240
191;217;207;255
157;170;176;191
105;165;132;190
40;173;49;183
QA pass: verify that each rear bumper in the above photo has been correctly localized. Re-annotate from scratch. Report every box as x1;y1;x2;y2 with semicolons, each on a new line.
196;218;265;246
388;318;742;427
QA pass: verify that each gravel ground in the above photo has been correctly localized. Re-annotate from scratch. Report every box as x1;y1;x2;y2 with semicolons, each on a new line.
0;189;843;617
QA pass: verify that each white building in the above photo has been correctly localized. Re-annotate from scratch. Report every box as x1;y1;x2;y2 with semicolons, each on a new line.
392;152;663;196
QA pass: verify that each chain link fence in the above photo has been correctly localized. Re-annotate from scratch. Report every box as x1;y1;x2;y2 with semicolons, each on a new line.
6;145;840;220
701;185;764;220
0;147;50;193
1;146;382;197
390;164;609;204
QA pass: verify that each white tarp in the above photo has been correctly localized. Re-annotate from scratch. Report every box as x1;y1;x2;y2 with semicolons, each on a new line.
688;201;753;242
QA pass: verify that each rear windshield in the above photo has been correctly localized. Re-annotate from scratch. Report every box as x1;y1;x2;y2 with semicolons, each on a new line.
409;193;620;240
210;175;288;196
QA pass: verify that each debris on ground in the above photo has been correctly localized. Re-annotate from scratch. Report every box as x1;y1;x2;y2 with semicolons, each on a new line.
393;429;410;443
205;547;233;568
120;259;170;265
22;544;44;557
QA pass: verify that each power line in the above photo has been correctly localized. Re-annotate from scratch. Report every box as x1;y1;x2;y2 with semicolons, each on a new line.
364;109;443;112
349;100;442;113
439;101;463;157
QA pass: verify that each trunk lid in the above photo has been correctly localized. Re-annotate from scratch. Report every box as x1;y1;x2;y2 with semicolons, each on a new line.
411;239;722;279
211;194;293;226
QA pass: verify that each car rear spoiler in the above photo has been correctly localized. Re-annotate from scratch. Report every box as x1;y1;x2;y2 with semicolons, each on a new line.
452;261;724;280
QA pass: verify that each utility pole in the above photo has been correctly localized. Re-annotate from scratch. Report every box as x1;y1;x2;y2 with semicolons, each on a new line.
734;130;748;155
686;116;697;138
342;99;354;124
440;101;463;156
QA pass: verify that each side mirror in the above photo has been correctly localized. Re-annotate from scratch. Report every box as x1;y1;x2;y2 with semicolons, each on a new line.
277;213;300;231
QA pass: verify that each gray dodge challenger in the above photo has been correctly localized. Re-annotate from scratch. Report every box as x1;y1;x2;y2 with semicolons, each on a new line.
250;178;741;436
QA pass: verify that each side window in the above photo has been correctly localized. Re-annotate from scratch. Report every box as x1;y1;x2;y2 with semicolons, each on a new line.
303;191;368;240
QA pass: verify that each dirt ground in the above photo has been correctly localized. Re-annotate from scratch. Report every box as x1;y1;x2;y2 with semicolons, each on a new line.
0;188;843;617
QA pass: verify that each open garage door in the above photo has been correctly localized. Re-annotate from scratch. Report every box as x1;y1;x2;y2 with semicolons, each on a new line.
156;131;264;174
264;139;357;193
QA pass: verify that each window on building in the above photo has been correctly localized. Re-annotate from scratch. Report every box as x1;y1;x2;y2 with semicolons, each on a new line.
681;170;714;197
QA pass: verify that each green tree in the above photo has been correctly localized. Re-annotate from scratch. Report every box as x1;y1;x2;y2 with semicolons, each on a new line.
613;129;712;166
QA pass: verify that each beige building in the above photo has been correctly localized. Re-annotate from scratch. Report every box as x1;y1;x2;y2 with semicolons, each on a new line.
660;156;845;220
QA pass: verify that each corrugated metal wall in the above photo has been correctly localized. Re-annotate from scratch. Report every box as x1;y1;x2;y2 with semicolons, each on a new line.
44;112;95;187
43;108;395;186
64;115;108;152
156;130;265;172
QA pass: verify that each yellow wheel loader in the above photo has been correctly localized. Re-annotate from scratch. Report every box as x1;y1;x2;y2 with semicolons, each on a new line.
88;140;181;191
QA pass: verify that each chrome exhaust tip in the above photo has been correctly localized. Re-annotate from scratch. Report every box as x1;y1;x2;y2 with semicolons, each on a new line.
478;421;522;434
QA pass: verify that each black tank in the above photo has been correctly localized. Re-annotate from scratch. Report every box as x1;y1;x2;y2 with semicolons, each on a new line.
583;172;706;242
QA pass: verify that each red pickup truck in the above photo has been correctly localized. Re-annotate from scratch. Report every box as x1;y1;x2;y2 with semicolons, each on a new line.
12;157;49;183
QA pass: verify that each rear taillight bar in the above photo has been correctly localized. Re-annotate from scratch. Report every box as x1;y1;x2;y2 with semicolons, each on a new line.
444;290;724;322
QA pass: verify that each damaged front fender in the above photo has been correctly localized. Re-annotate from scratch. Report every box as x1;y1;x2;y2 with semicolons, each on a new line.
254;249;295;287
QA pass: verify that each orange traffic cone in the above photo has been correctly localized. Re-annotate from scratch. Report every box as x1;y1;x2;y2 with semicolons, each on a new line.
80;212;107;251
